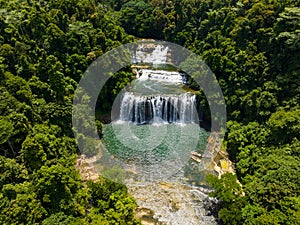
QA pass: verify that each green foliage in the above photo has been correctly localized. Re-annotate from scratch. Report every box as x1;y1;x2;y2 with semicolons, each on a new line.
199;3;300;224
225;121;269;161
223;112;300;224
1;0;299;224
267;107;300;144
0;156;28;190
207;173;246;224
0;116;13;145
42;212;76;225
32;163;85;215
0;0;138;224
207;173;243;204
244;154;300;208
20;123;77;171
96;67;134;114
87;178;141;225
0;182;46;225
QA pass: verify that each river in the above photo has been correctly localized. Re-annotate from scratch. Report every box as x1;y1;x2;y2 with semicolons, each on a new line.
99;42;220;224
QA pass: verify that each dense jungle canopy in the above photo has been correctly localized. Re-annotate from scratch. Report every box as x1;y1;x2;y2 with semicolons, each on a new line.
0;0;299;224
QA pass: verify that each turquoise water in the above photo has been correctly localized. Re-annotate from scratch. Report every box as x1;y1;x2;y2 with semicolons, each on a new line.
102;122;209;166
129;79;186;95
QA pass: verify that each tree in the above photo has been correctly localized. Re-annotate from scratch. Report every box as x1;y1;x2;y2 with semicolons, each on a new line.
0;156;28;190
42;212;76;225
0;117;13;146
207;173;246;225
244;154;300;209
87;178;141;225
0;182;46;224
20;123;77;171
47;55;66;102
267;107;300;145
32;163;87;215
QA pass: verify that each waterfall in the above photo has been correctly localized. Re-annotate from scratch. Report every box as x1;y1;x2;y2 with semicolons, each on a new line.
120;46;199;124
102;42;216;225
133;44;169;65
137;69;183;83
119;92;199;124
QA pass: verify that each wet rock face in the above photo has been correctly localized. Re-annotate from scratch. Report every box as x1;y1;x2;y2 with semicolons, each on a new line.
135;207;164;225
128;181;219;225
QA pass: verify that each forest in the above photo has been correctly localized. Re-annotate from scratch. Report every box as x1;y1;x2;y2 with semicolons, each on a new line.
0;0;299;224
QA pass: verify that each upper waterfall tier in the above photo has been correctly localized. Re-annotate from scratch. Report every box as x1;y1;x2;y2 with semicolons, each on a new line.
119;92;201;124
132;44;170;65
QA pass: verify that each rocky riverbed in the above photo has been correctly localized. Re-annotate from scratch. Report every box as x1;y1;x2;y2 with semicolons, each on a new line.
127;180;219;225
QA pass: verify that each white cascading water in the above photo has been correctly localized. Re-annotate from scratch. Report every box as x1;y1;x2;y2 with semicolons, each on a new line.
133;44;169;64
119;92;198;124
137;69;183;83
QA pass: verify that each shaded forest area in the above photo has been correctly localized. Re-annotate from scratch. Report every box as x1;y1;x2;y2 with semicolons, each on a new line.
0;0;299;224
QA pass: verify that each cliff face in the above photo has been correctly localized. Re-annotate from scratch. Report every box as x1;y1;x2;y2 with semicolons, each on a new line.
206;132;235;178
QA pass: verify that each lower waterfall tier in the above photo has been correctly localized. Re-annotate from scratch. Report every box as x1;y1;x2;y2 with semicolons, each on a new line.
119;92;202;124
